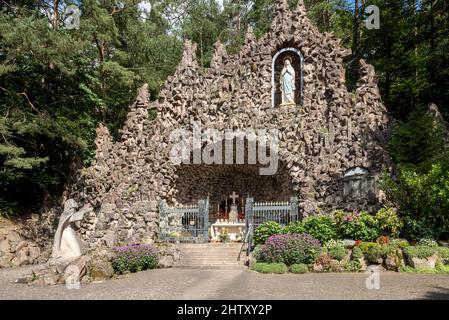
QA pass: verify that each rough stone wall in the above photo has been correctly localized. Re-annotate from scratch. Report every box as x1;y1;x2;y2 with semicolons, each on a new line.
67;0;391;248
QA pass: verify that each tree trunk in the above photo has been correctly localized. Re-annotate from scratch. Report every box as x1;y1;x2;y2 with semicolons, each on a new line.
52;0;59;30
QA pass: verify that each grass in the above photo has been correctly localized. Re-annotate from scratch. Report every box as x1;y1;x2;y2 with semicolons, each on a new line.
289;264;309;274
251;263;288;274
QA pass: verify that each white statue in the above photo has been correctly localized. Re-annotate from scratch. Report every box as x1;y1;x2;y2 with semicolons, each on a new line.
51;199;91;263
280;58;296;106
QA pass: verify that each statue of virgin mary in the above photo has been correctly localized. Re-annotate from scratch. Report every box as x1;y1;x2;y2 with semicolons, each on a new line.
280;58;296;106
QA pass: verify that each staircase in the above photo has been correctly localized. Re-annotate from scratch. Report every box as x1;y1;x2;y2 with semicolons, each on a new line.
174;243;246;269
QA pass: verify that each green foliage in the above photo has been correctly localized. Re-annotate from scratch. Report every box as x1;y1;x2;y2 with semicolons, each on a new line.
364;244;394;264
389;108;446;170
436;247;449;259
111;244;159;274
381;163;449;240
251;262;288;274
351;246;364;260
343;260;362;272
283;221;305;234
334;211;380;241
403;246;437;260
219;229;230;242
390;239;411;249
253;221;283;245
301;215;338;243
359;242;378;254
0;1;182;215
375;207;404;238
258;234;322;266
417;239;439;248
324;240;346;261
289;263;309;274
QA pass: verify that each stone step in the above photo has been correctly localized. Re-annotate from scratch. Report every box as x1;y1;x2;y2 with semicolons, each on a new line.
174;265;245;270
174;243;248;269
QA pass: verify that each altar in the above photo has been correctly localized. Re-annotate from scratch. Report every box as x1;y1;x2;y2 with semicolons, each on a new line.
210;192;246;242
210;220;246;242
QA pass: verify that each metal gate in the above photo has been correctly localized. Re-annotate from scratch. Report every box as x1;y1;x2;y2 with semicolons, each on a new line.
245;197;299;230
159;198;209;243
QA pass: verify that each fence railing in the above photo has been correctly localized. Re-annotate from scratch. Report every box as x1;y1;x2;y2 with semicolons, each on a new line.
159;199;209;243
244;196;299;255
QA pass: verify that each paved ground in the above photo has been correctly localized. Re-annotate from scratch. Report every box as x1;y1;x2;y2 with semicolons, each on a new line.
1;266;449;300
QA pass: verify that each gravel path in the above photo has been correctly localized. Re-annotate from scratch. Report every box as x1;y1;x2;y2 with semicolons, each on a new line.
1;266;448;300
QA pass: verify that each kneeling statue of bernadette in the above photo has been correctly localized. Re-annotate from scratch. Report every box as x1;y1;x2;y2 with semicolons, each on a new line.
51;199;92;263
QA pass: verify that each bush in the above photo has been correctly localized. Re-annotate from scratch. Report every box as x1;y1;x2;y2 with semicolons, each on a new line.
112;244;159;274
364;244;394;264
325;240;346;261
290;264;309;274
283;221;305;234
334;211;379;241
258;233;321;266
344;260;362;272
301;215;337;243
403;246;437;259
375;207;403;238
252;245;263;261
436;247;449;260
417;239;439;248
351;246;364;260
390;239;410;248
253;221;283;245
381;164;449;240
251;262;288;274
313;253;341;272
359;242;378;254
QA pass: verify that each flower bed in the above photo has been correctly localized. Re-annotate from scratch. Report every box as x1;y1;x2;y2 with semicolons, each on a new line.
112;244;159;274
251;213;449;274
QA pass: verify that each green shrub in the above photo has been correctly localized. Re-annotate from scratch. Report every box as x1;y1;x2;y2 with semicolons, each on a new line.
403;246;437;259
435;261;449;273
283;221;305;234
380;163;449;241
253;221;283;245
417;238;439;248
343;260;362;272
334;211;379;241
290;264;309;274
258;234;321;266
375;207;403;238
364;244;394;264
301;215;337;243
351;246;364;260
436;247;449;260
252;245;263;261
112;244;159;274
325;240;346;261
359;242;378;254
251;262;288;274
390;239;410;249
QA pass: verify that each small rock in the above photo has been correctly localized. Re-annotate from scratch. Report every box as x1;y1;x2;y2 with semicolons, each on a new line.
343;240;356;249
409;254;438;270
0;240;11;253
15;241;28;253
158;255;174;268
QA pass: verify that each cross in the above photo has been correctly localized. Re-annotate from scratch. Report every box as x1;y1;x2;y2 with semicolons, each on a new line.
230;192;239;205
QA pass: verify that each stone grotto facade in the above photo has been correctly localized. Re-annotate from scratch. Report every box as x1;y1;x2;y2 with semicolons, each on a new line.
64;0;391;249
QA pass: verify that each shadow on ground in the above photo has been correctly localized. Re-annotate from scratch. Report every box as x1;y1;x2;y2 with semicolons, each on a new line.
423;287;449;300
